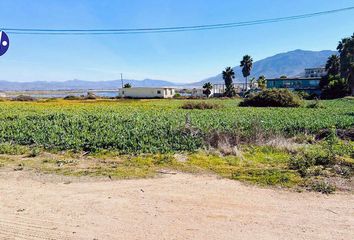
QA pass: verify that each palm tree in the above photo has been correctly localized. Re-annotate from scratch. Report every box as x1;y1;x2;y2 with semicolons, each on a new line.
222;67;235;97
240;55;253;90
123;83;132;88
325;54;340;76
337;33;354;95
202;82;213;97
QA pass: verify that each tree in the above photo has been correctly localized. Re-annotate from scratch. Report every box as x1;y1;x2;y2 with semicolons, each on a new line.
222;67;236;97
257;75;267;90
202;82;213;97
325;54;340;76
249;77;257;89
240;55;253;90
337;33;354;95
320;55;341;89
321;75;350;99
280;75;287;79
123;83;132;88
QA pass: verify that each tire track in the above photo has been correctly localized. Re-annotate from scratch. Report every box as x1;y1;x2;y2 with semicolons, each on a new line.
0;214;81;240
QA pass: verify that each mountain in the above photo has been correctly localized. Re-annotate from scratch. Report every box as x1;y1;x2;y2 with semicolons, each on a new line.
0;79;178;91
193;49;337;86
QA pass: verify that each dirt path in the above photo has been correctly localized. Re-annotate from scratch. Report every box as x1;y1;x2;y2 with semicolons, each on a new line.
0;171;353;240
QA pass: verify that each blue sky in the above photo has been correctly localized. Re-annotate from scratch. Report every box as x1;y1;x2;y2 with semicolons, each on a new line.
0;0;354;83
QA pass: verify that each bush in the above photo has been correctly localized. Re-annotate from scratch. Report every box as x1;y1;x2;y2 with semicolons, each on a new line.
289;146;332;177
310;180;336;194
64;95;82;100
239;89;302;107
0;143;29;155
321;76;350;99
307;99;325;109
86;92;97;100
181;101;220;110
12;95;36;101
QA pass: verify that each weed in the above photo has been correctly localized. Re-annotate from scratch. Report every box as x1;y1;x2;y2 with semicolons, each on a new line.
309;180;336;194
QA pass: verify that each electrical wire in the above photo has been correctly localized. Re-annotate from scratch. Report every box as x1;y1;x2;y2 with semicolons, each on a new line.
2;6;353;35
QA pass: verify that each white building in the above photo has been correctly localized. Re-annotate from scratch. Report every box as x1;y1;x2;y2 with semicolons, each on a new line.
191;88;205;97
304;67;327;78
118;87;175;99
0;92;6;98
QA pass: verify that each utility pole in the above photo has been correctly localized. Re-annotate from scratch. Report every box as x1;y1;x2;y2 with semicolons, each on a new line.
120;73;124;98
121;73;124;89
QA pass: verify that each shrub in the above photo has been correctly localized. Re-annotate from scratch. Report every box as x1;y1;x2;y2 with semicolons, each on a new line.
181;101;220;110
289;146;332;176
86;92;97;100
0;143;29;155
239;89;302;107
12;95;36;101
310;180;336;194
64;95;81;100
307;99;325;109
321;76;350;99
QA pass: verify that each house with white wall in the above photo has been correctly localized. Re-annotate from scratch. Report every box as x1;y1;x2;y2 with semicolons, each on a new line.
118;87;175;98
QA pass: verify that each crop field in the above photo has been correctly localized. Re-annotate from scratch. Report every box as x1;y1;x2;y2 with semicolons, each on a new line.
0;98;352;153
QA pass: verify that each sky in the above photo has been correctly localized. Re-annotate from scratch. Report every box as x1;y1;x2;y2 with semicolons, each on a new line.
0;0;354;83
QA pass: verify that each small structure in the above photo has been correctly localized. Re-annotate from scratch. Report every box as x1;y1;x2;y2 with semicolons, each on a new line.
267;78;321;95
304;67;327;78
118;87;175;99
213;83;245;97
0;92;6;98
191;88;205;98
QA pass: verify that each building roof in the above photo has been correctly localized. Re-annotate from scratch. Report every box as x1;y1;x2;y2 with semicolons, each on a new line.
267;77;321;81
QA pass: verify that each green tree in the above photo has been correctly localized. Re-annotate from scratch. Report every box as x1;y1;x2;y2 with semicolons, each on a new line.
202;82;213;97
337;33;354;95
280;75;287;79
240;55;253;89
325;54;340;76
123;83;132;88
257;75;267;90
321;75;350;99
222;67;236;97
320;55;341;89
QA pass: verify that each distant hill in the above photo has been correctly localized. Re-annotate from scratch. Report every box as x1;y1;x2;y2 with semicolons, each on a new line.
192;49;337;86
0;79;178;91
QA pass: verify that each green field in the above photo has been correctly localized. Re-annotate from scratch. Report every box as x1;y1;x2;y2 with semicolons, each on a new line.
0;98;352;153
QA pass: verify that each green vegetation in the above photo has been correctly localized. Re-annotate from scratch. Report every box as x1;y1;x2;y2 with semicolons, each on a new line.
239;89;303;107
181;101;220;110
202;82;213;97
123;83;132;88
12;95;36;102
320;33;354;98
0;98;352;154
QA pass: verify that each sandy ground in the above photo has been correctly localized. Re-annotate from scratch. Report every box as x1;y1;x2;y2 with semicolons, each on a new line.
0;171;353;240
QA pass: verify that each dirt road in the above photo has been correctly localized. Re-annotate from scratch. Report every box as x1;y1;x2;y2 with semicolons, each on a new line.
0;171;353;240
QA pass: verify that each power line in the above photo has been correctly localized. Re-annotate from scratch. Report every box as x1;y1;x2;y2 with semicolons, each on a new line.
2;6;354;35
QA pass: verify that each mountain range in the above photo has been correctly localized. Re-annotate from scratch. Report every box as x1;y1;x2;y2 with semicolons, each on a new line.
193;49;336;85
0;49;336;91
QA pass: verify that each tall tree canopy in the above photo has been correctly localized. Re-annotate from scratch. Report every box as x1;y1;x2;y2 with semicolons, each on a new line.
202;82;213;97
222;67;235;97
240;55;253;89
123;83;132;88
325;54;340;76
337;33;354;95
